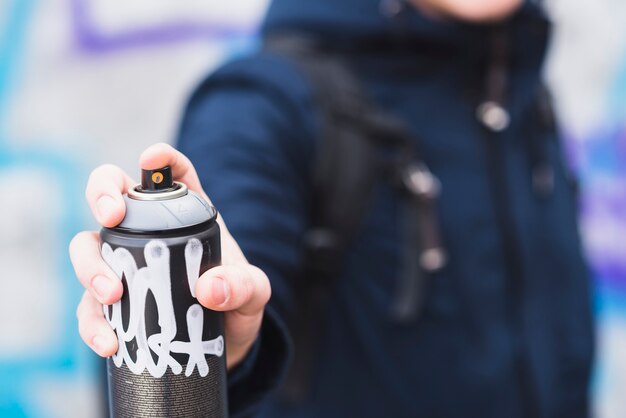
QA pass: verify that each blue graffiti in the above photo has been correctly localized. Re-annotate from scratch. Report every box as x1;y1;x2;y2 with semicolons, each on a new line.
0;1;101;417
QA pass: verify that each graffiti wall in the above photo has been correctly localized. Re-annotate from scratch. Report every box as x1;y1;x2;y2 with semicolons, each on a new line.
0;0;624;417
0;1;266;417
545;1;626;417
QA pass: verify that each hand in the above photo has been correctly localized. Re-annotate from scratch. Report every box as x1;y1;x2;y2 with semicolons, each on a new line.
69;143;271;369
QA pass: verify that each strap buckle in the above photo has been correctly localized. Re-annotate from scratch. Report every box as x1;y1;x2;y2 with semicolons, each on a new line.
401;163;441;201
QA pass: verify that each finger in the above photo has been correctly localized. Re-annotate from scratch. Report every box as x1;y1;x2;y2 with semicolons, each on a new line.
69;231;123;305
139;143;247;264
139;143;206;198
86;164;135;228
196;264;271;316
76;291;118;357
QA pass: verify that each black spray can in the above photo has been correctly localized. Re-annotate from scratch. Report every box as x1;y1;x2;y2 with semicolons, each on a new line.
100;166;228;418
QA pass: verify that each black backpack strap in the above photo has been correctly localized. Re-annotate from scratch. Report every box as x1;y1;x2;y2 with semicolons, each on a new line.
265;34;380;401
265;35;382;271
264;34;447;400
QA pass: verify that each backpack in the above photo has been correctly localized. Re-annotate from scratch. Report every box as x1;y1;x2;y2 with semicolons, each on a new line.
264;34;447;400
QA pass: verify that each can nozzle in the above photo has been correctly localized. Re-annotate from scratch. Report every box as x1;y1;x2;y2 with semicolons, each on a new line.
141;166;175;193
128;166;187;200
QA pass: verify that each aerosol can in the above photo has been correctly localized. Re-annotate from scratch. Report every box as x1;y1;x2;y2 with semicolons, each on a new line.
100;166;228;418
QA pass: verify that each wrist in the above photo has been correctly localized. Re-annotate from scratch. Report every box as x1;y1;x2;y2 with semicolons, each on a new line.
227;336;259;369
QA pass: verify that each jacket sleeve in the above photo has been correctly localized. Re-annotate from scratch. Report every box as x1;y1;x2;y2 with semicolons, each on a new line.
176;52;317;417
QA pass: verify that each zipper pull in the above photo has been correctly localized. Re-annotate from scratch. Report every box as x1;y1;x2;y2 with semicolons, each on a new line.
402;162;441;201
401;163;447;272
477;101;510;132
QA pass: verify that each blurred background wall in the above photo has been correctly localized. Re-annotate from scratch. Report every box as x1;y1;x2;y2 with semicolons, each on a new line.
0;0;624;417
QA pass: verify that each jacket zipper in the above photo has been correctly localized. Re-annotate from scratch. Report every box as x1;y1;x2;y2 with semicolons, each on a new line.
478;26;540;418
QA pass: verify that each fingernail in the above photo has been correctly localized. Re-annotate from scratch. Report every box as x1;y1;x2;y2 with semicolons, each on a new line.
92;275;113;301
96;195;117;220
92;335;106;352
211;277;229;306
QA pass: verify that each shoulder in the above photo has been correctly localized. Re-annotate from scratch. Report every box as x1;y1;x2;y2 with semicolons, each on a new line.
186;50;315;128
179;49;319;163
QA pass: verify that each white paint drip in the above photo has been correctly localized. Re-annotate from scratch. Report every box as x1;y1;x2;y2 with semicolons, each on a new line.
185;238;202;298
101;239;223;378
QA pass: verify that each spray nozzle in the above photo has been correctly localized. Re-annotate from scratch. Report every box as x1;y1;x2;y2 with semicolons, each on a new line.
128;166;187;200
140;166;175;193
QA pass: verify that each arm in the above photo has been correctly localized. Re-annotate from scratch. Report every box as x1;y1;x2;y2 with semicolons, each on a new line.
177;53;316;322
69;52;316;417
175;54;317;415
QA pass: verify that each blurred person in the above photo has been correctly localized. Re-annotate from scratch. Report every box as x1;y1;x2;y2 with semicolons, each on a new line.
69;0;594;417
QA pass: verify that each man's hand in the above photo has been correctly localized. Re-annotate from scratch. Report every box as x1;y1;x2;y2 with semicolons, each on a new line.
69;143;271;369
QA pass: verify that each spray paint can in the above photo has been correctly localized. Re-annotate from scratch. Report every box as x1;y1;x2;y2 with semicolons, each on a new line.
100;166;228;418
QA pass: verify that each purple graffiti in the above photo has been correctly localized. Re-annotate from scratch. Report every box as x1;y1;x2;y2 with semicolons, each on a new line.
576;122;626;291
70;0;260;53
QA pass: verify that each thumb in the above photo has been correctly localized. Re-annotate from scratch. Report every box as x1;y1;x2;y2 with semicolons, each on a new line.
195;264;271;316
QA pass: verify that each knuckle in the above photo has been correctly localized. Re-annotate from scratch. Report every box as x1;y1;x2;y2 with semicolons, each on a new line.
69;230;92;251
260;280;272;305
77;316;93;342
68;233;82;255
93;163;120;176
76;292;90;319
86;164;123;197
253;266;272;304
87;164;109;187
257;269;272;305
244;269;256;302
238;266;259;306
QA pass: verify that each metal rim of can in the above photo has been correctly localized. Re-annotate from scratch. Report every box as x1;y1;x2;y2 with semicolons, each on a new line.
127;181;188;201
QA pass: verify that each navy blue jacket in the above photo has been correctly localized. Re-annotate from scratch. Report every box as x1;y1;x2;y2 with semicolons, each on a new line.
177;1;594;417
